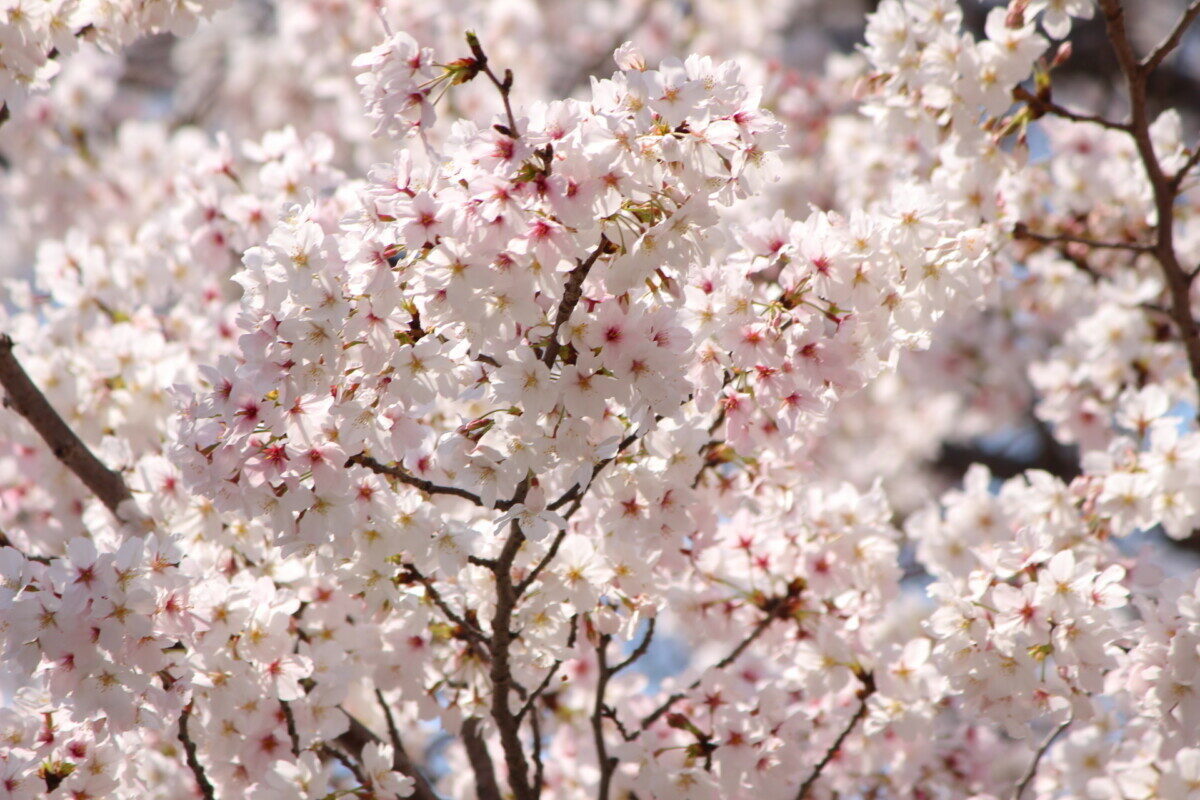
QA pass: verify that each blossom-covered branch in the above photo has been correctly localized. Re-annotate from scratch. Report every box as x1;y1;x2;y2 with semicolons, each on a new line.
0;334;137;522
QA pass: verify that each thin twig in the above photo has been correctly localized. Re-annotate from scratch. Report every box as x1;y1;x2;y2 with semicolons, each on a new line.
592;635;619;800
322;743;368;785
542;237;608;368
1099;0;1200;422
517;663;562;722
639;600;781;731
1170;143;1200;191
611;618;656;675
516;616;578;721
179;703;217;800
407;563;491;656
1013;717;1072;800
602;705;637;742
1141;0;1200;74
517;528;570;596
793;673;876;800
347;452;511;510
518;428;646;598
0;529;51;563
280;700;301;757
1012;223;1151;253
547;429;643;512
375;688;440;800
0;334;138;522
466;33;520;137
1012;86;1130;131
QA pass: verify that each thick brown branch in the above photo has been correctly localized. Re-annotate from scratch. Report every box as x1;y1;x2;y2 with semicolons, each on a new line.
530;705;547;799
463;717;504;800
935;417;1081;484
336;710;382;754
0;334;137;522
489;505;535;800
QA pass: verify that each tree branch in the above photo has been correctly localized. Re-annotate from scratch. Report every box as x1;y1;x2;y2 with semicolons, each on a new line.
375;688;440;800
463;717;504;800
322;743;368;785
530;703;547;799
547;429;642;512
1099;0;1200;423
0;529;51;564
280;700;301;757
542;237;608;368
1170;142;1200;191
611;618;656;675
639;599;781;731
0;334;138;523
793;672;876;800
347;452;512;510
179;703;217;800
516;615;579;722
336;709;383;754
1012;222;1151;253
592;635;619;800
408;563;492;657
488;503;536;800
1013;717;1071;800
1141;0;1200;74
466;33;520;138
1012;85;1131;131
517;427;646;599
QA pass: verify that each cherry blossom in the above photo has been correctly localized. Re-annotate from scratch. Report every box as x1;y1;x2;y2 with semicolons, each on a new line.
1;0;1199;798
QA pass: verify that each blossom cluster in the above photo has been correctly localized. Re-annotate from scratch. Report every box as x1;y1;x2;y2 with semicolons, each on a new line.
0;0;228;112
1;0;1200;799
